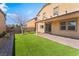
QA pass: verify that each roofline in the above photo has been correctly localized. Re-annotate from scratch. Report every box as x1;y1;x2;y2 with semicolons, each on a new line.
26;3;51;23
36;10;79;23
36;3;51;16
0;9;6;17
26;17;36;23
0;9;6;20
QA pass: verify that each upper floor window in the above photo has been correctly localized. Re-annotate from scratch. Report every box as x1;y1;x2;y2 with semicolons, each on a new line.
36;15;40;20
43;12;47;19
43;12;46;15
53;7;59;16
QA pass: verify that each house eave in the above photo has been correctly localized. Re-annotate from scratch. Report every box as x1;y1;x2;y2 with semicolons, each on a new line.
36;10;79;23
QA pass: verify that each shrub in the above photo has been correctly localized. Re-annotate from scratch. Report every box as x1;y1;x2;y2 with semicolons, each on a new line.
0;31;7;38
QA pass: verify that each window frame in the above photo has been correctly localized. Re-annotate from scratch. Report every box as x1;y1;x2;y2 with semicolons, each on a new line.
42;12;47;20
67;20;77;31
60;18;77;32
60;22;67;30
40;25;44;29
53;6;59;16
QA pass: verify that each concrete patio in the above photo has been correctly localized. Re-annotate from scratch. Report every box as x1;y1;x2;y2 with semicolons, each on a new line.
38;33;79;49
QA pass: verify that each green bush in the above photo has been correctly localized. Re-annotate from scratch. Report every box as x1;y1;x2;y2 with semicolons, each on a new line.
0;31;7;38
5;33;10;39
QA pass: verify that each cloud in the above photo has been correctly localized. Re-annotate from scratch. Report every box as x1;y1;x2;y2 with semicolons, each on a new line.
6;13;19;23
7;13;18;17
0;3;8;13
7;13;19;21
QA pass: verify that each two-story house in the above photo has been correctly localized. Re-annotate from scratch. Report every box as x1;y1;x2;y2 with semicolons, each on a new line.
0;9;6;33
25;18;36;32
36;3;79;39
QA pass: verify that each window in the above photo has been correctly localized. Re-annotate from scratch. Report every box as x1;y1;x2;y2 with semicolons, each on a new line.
53;7;59;16
68;21;76;31
60;22;66;30
40;25;44;29
60;19;77;31
43;12;47;19
43;12;46;15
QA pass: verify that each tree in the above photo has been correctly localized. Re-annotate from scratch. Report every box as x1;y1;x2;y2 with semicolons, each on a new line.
7;13;27;34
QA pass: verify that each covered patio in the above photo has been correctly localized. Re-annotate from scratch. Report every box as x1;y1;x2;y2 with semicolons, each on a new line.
36;11;79;39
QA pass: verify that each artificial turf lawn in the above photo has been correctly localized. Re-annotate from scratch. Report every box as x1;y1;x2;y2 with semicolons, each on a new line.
15;33;79;56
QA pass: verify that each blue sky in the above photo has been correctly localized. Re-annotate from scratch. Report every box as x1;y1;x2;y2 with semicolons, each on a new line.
1;3;45;25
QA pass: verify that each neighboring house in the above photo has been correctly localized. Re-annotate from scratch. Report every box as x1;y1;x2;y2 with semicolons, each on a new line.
0;9;6;33
24;18;36;32
36;3;79;39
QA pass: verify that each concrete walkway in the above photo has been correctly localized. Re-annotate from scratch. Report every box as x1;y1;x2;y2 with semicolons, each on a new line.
38;33;79;49
0;33;14;56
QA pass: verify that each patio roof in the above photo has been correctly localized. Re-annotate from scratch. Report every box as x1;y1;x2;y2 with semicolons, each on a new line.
36;11;79;23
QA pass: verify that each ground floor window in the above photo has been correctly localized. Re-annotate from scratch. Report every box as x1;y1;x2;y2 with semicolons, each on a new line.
60;19;77;31
68;21;76;31
60;22;66;30
40;25;44;29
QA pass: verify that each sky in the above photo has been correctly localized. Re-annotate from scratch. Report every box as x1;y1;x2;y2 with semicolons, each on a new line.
0;3;45;25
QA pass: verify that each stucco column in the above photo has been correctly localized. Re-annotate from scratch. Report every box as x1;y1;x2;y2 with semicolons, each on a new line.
36;23;38;35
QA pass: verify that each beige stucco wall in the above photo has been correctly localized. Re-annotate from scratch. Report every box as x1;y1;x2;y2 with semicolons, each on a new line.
0;12;6;32
37;3;79;21
51;18;79;38
36;3;79;38
26;19;36;28
36;22;45;33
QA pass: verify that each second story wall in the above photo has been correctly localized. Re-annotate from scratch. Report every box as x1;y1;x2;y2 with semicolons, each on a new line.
37;3;79;21
26;18;36;28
